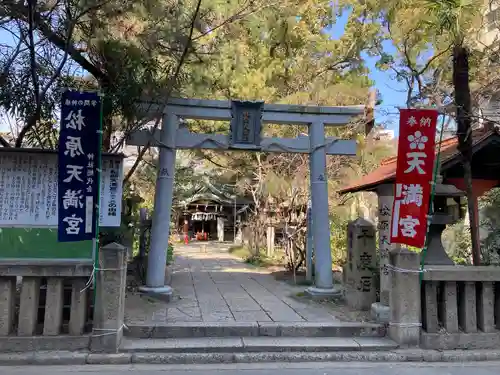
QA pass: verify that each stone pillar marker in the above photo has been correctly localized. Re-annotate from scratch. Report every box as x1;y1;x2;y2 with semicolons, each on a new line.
478;282;495;333
0;277;16;336
235;217;242;244
266;224;275;256
69;278;88;335
91;242;128;353
18;277;41;336
217;217;225;242
305;199;313;283
43;277;64;335
345;218;377;310
371;183;393;322
388;248;421;347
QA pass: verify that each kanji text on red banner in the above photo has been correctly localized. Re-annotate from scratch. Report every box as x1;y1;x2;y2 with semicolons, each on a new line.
391;109;439;248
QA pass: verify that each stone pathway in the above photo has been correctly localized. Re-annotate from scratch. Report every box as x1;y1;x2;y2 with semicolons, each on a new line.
125;242;364;325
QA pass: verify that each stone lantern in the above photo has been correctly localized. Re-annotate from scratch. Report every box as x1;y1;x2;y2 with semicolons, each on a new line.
423;175;467;265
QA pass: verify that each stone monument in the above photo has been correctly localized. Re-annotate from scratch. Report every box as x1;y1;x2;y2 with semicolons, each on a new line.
345;218;377;310
372;184;393;322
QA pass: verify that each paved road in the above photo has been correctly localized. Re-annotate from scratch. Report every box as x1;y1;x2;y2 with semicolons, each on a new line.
3;362;500;375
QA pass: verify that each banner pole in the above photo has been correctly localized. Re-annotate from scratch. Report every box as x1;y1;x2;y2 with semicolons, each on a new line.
419;114;447;283
93;94;104;308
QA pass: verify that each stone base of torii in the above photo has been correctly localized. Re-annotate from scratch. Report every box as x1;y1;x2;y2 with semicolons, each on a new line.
127;98;365;300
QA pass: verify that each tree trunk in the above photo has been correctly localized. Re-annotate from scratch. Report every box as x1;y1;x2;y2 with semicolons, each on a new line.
102;115;112;151
453;45;481;265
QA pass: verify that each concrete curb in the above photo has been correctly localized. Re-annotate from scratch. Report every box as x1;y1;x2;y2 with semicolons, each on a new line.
2;349;500;366
120;336;398;353
125;321;386;339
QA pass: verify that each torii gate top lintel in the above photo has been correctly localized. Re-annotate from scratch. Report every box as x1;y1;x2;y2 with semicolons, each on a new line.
138;97;365;125
130;97;365;156
142;97;364;117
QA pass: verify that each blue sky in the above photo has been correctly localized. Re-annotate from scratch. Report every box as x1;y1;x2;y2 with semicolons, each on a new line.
0;29;15;132
363;48;406;133
0;9;407;134
327;10;407;134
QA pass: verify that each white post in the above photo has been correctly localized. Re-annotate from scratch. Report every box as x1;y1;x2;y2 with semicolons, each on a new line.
140;112;178;298
305;121;341;297
217;217;224;242
233;198;237;243
266;224;275;256
235;215;242;244
371;184;393;322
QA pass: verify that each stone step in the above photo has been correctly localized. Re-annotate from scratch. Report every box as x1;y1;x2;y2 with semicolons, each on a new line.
124;321;386;338
120;336;398;354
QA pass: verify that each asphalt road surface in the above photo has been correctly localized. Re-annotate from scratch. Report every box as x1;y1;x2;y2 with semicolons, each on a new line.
2;362;500;375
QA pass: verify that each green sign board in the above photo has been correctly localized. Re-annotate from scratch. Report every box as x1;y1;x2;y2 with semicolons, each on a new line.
0;228;92;259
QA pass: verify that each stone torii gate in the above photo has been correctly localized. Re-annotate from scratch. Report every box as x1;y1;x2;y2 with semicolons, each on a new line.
127;98;364;299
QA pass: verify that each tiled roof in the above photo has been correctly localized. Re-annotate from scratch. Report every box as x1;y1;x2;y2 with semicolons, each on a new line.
338;129;496;194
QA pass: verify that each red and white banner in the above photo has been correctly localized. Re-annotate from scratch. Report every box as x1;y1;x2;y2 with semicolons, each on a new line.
391;109;439;248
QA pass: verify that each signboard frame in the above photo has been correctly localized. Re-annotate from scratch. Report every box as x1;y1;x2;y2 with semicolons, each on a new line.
0;148;124;229
229;100;264;149
0;148;124;260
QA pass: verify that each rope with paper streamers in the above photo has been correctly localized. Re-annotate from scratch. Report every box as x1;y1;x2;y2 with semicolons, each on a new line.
92;324;128;337
261;138;341;153
384;263;426;274
149;129;341;154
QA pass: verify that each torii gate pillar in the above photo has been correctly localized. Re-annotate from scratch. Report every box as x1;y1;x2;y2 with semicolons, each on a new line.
139;113;178;298
305;121;341;297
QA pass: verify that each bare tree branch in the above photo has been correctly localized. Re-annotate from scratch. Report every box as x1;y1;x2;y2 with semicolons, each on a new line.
14;1;76;147
0;0;108;82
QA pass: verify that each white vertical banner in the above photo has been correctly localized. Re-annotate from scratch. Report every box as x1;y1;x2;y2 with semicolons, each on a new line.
99;158;124;226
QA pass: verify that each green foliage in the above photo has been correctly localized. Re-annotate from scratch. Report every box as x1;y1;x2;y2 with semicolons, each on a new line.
167;242;174;265
479;188;500;266
443;188;500;266
330;206;351;267
443;220;472;265
423;0;480;42
179;0;386;109
229;245;278;268
354;0;488;109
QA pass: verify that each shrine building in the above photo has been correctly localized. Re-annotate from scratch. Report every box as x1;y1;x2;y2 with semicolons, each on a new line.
173;179;252;242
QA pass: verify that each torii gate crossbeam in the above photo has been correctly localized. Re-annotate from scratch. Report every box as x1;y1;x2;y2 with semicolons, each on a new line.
127;98;364;299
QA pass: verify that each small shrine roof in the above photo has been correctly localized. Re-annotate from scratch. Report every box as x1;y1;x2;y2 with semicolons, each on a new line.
339;128;500;194
176;178;252;207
